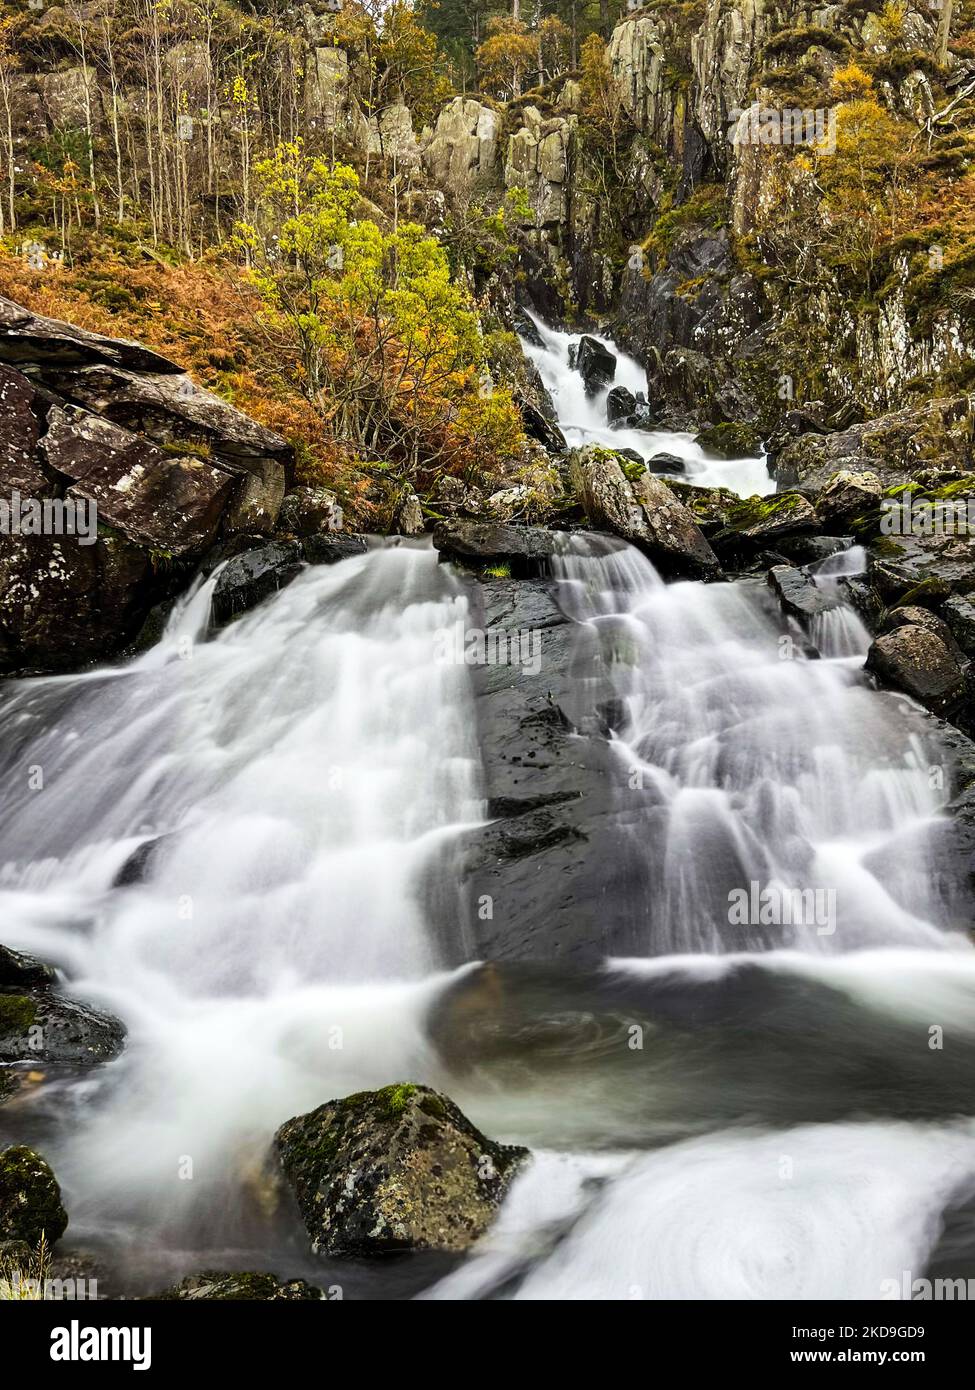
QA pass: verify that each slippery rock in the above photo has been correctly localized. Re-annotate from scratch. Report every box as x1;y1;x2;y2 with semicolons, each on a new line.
767;565;839;620
714;493;820;552
568;336;616;396
274;1083;529;1256
210;542;304;627
866;625;967;714
569;445;718;578
0;987;125;1067
0;1146;68;1247
432;520;558;572
606;385;636;425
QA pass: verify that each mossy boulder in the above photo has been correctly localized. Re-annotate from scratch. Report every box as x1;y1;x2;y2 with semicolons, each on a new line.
0;1145;68;1247
866;625;968;715
153;1271;326;1300
694;421;764;458
274;1083;530;1257
715;492;820;553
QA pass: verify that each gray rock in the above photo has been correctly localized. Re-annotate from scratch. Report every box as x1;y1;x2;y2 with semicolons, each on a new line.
768;565;839;620
274;1084;529;1256
0;989;125;1067
432;520;558;570
817;469;883;525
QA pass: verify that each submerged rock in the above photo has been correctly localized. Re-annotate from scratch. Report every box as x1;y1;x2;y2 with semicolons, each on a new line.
0;1145;68;1247
153;1271;326;1300
274;1083;530;1256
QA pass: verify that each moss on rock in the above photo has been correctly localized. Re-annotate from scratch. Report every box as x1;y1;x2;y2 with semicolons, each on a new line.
0;1145;68;1247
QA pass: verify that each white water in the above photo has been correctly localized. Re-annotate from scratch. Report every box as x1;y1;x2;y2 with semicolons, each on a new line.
520;311;775;497
2;326;974;1299
0;545;482;1244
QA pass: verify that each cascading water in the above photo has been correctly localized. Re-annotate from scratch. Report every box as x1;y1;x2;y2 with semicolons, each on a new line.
519;311;775;496
4;314;975;1301
0;544;483;1282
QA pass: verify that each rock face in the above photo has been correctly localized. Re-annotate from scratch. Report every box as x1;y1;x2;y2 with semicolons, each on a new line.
569;445;718;577
0;1146;68;1247
0;295;293;673
774;397;975;493
421;98;499;195
274;1083;529;1256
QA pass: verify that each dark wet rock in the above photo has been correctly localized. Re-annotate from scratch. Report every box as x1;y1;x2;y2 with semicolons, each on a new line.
768;565;839;620
817;469;883;526
882;606;960;651
647;452;687;475
278;487;344;538
0;298;295;674
866;625;968;715
275;1083;529;1256
606;385;636;425
514;307;545;348
455;576;661;963
0;945;56;990
614;448;645;469
0;530;152;675
568;445;718;578
153;1271;326;1300
210;542;304;627
0;987;125;1067
568;335;616;396
301;533;368;566
0;1145;68;1247
695;421;763;458
775;535;854;566
432;520;558;573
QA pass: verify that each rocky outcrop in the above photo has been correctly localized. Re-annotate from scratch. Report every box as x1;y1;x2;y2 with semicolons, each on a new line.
0;1146;68;1247
274;1083;529;1256
421;98;500;195
0;296;295;673
504;105;575;229
774;397;975;493
568;445;718;577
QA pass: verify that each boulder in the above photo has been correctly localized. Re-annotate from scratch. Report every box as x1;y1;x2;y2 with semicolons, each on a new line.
0;1146;68;1247
0;989;125;1067
432;520;558;572
716;492;820;549
301;534;368;566
695;422;764;458
395;490;425;536
274;1083;529;1256
277;487;344;538
768;565;840;620
568;445;718;578
210;542;304;627
647;451;687;475
606;385;636;425
154;1271;326;1301
817;469;883;526
866;625;967;713
568;336;616;396
0;945;56;989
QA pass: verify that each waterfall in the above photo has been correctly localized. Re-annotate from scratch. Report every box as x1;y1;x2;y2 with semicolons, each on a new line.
519;311;775;497
0;544;482;1260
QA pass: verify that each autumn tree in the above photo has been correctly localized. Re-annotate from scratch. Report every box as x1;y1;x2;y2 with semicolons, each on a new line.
476;16;537;99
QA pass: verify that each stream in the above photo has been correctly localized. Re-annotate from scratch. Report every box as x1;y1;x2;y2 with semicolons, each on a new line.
2;323;974;1300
